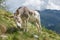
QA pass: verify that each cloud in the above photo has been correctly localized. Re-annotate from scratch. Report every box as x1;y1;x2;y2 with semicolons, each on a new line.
5;0;60;13
46;0;60;10
22;0;48;10
22;0;41;10
5;0;25;12
5;0;48;12
6;0;44;12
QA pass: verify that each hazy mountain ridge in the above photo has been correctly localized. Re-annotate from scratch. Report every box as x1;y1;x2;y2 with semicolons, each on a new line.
38;9;60;33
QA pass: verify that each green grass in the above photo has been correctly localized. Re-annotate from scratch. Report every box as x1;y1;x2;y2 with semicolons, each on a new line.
0;9;60;40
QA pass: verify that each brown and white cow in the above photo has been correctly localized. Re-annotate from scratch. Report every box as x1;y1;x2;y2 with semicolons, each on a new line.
14;6;42;33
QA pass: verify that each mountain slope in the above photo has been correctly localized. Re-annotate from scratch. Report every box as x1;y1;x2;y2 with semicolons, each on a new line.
0;9;60;40
0;9;16;27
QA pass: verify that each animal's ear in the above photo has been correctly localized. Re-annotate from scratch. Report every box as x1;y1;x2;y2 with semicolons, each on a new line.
16;9;19;14
14;9;19;16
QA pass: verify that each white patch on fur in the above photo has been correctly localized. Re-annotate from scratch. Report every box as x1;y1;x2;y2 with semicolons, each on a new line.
17;22;22;28
34;11;40;20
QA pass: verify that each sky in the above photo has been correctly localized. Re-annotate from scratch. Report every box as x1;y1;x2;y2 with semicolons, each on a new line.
2;0;60;13
47;0;60;10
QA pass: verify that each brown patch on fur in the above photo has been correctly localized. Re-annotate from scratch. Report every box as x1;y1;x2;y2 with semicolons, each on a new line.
29;11;33;15
18;21;21;23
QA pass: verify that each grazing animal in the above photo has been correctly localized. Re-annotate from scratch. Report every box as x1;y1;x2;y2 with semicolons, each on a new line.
14;6;42;33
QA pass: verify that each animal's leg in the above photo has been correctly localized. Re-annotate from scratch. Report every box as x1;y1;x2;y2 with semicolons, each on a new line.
34;22;41;40
23;20;28;32
39;19;42;34
36;19;42;34
36;20;42;35
36;23;40;34
25;20;28;32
